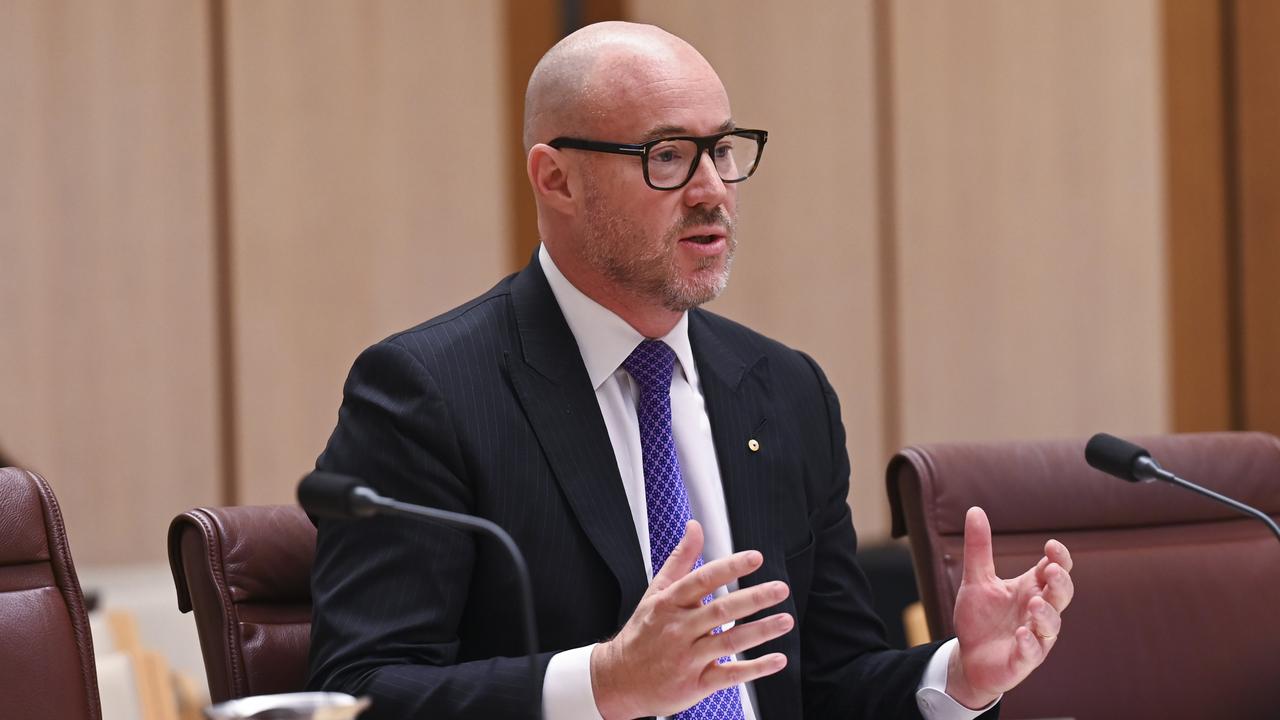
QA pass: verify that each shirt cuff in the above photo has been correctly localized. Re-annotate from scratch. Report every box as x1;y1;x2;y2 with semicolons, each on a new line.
543;644;605;720
915;639;1001;720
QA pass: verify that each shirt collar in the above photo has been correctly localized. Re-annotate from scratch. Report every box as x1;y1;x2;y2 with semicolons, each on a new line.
538;244;698;391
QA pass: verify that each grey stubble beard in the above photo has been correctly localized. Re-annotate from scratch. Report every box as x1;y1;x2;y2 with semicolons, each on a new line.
582;185;739;313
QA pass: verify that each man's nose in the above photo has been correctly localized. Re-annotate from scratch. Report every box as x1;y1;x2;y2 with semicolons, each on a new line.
683;150;728;206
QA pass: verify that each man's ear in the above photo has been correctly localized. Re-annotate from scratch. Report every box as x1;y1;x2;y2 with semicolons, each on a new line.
527;145;577;216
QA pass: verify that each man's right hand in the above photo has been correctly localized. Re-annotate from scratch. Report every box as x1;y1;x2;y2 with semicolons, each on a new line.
589;520;793;719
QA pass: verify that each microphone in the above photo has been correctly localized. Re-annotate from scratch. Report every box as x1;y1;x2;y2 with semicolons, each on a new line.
297;471;380;518
1083;432;1167;483
298;471;542;717
1085;433;1280;544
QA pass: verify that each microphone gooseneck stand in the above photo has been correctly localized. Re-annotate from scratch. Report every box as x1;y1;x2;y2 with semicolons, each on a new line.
1085;433;1280;546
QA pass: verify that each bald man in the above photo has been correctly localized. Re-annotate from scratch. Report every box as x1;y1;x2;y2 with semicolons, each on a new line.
308;21;1072;720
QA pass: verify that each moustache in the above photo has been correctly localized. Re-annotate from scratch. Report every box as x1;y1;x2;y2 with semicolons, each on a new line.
672;207;735;236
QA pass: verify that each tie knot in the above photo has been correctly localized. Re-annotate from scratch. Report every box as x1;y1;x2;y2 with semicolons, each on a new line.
623;340;676;393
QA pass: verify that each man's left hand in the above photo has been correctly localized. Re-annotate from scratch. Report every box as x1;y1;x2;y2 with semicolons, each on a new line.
946;506;1075;709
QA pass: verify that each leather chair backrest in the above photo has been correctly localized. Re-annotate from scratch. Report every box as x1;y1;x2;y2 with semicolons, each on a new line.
167;505;315;702
887;432;1280;720
0;467;101;720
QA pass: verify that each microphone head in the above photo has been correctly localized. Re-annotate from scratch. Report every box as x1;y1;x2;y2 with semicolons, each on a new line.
1085;432;1152;482
298;471;367;518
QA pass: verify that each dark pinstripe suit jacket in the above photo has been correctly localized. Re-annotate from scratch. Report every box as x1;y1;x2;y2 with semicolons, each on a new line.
306;258;958;719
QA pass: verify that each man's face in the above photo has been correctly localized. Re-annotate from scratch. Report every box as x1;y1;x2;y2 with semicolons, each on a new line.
573;54;739;312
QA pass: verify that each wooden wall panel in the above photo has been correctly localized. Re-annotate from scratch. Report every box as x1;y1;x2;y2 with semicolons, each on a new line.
627;1;891;540
504;0;560;269
1233;0;1280;436
0;0;1221;562
890;0;1172;446
1161;0;1233;432
0;1;221;563
224;1;510;504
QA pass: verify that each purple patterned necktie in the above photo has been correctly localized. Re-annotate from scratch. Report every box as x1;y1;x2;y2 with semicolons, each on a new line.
623;340;745;720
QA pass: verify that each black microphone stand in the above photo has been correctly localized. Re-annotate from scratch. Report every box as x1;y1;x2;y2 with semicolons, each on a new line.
302;475;543;718
1132;456;1280;544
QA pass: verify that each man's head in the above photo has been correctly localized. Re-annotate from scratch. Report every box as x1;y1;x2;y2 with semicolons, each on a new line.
524;22;754;335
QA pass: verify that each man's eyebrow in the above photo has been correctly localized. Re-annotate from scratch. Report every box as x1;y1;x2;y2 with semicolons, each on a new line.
638;119;737;142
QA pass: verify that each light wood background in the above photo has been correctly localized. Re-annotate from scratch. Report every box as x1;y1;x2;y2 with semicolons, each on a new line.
222;1;510;506
1;0;1274;564
887;0;1170;446
0;0;223;563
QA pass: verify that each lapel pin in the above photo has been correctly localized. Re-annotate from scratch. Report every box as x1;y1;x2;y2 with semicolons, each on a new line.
748;438;760;452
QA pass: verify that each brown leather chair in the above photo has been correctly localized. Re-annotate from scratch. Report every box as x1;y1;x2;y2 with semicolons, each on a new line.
887;432;1280;720
167;505;316;702
0;467;102;720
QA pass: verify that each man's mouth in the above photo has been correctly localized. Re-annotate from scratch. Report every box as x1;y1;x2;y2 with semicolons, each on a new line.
678;225;729;245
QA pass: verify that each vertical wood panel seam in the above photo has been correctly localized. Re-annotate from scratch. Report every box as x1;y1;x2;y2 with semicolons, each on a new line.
1219;0;1246;431
208;0;239;505
562;0;584;36
503;1;557;271
872;0;903;461
504;0;529;271
505;1;628;271
1161;0;1233;432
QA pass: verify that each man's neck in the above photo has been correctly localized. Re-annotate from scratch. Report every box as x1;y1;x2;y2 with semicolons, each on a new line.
590;291;682;340
543;246;683;339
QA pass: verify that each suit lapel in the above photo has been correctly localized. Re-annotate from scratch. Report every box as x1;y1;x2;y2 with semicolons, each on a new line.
505;260;649;624
691;312;801;719
689;312;782;585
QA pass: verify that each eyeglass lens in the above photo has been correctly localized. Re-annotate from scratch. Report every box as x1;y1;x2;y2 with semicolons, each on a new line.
647;133;760;189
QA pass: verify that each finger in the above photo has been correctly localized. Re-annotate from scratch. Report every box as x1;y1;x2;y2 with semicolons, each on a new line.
691;581;789;636
651;520;705;593
1027;596;1061;642
699;652;787;692
962;506;996;582
669;549;765;607
693;613;794;665
1014;625;1046;668
1044;538;1073;573
1041;562;1074;612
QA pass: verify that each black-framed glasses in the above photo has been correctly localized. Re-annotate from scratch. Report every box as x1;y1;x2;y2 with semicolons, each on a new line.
548;129;769;191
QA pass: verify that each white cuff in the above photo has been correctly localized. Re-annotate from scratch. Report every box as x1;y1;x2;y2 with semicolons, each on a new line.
542;644;605;720
915;639;1000;720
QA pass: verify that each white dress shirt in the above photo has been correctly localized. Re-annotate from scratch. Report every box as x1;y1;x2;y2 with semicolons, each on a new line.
535;245;993;719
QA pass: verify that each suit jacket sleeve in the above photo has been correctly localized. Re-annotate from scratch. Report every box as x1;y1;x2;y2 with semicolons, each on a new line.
794;352;998;720
306;339;553;720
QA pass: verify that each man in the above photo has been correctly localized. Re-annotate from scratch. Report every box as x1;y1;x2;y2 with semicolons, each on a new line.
308;21;1073;720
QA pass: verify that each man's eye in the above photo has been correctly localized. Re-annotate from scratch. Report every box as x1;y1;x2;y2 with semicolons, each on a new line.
713;143;733;159
651;147;683;164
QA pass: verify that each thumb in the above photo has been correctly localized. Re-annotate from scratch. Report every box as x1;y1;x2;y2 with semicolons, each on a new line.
650;520;704;592
962;506;996;583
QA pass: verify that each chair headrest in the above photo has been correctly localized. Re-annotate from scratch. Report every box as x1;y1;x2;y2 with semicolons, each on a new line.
887;431;1280;537
168;504;316;612
0;468;52;567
